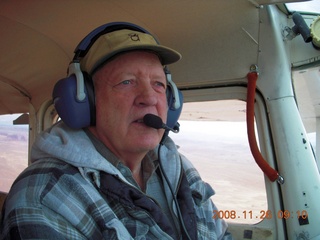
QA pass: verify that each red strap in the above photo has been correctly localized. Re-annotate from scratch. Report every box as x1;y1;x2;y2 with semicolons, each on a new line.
247;72;280;182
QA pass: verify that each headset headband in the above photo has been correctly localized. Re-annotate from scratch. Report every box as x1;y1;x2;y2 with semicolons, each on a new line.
73;22;157;60
72;21;180;109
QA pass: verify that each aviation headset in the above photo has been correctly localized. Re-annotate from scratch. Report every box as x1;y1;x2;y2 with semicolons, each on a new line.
52;22;183;130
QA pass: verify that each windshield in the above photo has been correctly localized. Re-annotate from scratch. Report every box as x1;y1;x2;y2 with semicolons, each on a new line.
286;1;320;15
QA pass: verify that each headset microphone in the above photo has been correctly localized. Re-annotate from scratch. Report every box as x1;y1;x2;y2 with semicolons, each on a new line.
144;113;192;240
143;115;192;239
143;114;179;133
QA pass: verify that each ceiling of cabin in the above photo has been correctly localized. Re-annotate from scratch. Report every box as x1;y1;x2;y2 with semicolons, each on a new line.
0;0;308;115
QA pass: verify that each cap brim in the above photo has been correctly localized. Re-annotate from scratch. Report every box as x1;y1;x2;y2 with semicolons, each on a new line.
81;28;182;74
91;45;181;74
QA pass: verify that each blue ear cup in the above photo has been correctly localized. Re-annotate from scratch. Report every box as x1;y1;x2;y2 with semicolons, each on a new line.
166;86;183;130
52;22;183;129
165;67;183;130
52;71;95;129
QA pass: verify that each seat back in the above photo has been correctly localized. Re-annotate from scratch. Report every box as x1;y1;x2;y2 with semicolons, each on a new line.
0;191;7;213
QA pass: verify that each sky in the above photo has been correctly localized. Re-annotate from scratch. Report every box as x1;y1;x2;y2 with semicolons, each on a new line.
0;114;21;126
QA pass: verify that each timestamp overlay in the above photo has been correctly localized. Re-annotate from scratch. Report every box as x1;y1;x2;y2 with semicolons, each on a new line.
212;209;309;222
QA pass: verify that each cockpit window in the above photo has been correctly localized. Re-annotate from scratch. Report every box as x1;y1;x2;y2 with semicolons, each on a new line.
286;1;320;15
0;114;28;193
171;100;267;224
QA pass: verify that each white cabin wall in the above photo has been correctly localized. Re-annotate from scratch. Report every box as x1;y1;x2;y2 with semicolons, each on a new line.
258;5;320;239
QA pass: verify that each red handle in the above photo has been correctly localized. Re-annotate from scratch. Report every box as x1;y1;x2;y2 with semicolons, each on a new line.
246;71;280;182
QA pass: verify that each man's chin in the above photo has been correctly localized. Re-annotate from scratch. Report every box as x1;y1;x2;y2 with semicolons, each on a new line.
135;137;161;150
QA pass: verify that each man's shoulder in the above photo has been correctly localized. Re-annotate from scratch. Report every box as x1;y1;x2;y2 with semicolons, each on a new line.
5;159;80;209
16;158;78;186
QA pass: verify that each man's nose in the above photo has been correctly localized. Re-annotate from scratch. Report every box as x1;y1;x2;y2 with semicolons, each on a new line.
135;84;158;107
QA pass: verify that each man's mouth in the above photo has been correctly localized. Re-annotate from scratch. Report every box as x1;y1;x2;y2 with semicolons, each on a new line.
135;119;144;123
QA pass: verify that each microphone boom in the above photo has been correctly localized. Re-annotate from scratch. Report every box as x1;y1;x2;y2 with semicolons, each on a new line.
143;114;178;133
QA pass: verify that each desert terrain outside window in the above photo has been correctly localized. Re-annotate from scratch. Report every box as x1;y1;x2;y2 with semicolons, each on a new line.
170;100;267;224
0;114;28;193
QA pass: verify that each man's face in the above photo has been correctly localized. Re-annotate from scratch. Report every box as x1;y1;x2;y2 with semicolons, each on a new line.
92;51;167;160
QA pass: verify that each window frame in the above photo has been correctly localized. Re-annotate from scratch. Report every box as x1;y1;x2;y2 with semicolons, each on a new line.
180;85;285;236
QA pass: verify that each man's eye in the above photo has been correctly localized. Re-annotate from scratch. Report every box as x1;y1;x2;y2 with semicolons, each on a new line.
113;80;134;90
121;80;131;85
155;81;166;88
156;82;167;91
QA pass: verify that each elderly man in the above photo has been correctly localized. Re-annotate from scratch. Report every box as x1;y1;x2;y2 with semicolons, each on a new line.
1;22;232;239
